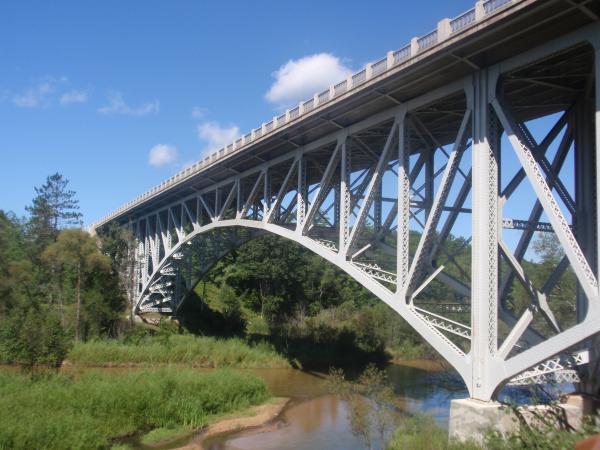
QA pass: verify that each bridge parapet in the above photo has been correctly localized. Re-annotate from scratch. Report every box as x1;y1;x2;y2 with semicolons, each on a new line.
91;0;532;231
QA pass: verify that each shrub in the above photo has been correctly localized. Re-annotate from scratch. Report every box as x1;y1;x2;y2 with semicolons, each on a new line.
0;306;71;371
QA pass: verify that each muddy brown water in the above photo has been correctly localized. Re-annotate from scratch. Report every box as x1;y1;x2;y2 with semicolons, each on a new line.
181;361;468;450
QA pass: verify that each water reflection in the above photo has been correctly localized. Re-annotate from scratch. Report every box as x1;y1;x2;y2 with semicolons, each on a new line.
203;395;381;450
200;361;468;450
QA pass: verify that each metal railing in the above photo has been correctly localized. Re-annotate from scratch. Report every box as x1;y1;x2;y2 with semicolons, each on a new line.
277;113;286;127
451;8;476;32
334;80;347;96
371;57;388;76
318;89;330;105
418;29;438;50
393;45;411;64
484;0;511;14
92;0;519;229
303;98;314;112
352;69;367;85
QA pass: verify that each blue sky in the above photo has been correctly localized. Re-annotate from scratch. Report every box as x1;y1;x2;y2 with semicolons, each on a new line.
0;0;478;226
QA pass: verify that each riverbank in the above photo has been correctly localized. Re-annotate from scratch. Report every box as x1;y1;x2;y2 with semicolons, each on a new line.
134;397;289;449
67;334;291;369
0;368;270;450
194;397;289;449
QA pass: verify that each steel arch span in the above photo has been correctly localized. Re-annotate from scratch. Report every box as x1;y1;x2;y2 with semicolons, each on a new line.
94;11;600;402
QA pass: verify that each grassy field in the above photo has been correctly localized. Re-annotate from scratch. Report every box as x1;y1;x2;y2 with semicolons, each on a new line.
0;368;270;449
67;334;290;368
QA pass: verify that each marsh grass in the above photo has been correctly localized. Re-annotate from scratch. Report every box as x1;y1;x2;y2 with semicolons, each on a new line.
67;334;290;368
139;425;193;446
0;368;269;449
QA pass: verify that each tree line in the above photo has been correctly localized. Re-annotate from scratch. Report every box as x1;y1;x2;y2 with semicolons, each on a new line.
0;174;125;369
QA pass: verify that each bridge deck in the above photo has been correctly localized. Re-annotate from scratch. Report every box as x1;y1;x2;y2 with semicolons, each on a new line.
93;0;598;230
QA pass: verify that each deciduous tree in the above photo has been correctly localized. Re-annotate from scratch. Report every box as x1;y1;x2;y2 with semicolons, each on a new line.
43;229;111;341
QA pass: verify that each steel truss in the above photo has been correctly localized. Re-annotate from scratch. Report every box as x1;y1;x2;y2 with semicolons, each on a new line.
102;23;600;401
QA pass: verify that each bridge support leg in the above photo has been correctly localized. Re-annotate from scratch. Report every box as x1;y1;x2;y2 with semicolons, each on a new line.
470;68;499;401
579;44;600;397
575;93;600;397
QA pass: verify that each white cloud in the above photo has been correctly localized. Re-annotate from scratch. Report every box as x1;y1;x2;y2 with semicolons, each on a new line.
13;90;41;108
265;53;353;108
191;106;208;119
59;89;88;105
12;77;89;108
13;76;68;108
197;121;240;154
98;92;159;116
149;144;177;167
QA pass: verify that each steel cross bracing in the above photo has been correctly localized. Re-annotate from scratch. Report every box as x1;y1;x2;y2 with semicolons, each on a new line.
100;23;600;401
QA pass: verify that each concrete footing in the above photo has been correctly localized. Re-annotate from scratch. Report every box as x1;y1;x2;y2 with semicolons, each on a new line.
448;395;595;443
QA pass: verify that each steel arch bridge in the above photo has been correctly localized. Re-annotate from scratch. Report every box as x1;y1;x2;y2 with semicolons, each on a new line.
93;0;600;402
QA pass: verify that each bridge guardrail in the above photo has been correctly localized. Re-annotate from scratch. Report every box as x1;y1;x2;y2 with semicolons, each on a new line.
92;0;518;230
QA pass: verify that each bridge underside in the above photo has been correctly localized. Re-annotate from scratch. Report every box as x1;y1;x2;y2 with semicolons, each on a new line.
102;24;600;401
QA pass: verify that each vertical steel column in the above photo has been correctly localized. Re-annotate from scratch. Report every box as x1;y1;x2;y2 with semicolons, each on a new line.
339;139;350;254
236;181;242;217
471;69;499;401
575;99;595;323
263;168;270;221
333;185;340;228
424;150;434;221
215;189;221;222
585;43;600;396
374;179;382;232
143;219;150;284
296;156;307;233
135;220;144;305
397;113;410;295
595;44;600;302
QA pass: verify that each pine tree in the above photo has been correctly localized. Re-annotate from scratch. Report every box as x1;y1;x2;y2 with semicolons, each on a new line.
26;173;82;249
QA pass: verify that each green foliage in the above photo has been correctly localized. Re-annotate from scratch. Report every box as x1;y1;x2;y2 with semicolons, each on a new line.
0;211;34;315
25;173;82;251
483;402;600;450
0;306;71;371
219;284;245;325
505;233;577;334
387;414;480;450
139;425;192;446
0;173;127;378
386;408;600;450
0;368;269;450
210;235;371;326
43;228;122;340
199;235;429;365
328;365;402;450
67;334;290;368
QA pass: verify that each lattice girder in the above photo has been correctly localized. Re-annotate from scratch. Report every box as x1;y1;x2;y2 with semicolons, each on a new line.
102;24;600;402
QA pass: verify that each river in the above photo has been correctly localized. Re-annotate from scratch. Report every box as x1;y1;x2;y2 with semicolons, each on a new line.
176;360;468;450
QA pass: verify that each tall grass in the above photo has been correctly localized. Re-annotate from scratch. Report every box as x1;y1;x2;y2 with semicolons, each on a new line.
387;415;481;450
67;334;290;368
0;368;269;449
